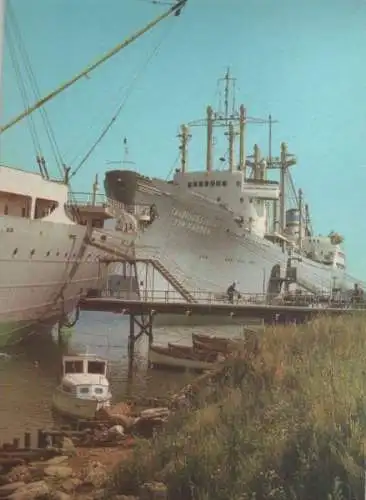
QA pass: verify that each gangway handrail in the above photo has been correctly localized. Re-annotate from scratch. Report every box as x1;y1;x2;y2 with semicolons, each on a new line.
95;288;363;309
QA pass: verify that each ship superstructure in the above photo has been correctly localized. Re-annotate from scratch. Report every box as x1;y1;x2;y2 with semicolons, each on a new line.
104;69;362;308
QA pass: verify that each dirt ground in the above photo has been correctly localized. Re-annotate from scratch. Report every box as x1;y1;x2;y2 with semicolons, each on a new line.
68;439;134;474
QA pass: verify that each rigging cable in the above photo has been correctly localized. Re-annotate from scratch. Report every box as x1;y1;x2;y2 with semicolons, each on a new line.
135;0;175;5
165;152;180;180
5;17;42;159
69;21;175;180
7;4;64;177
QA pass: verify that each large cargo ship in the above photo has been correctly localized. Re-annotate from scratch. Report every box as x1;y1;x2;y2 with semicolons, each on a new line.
104;70;364;317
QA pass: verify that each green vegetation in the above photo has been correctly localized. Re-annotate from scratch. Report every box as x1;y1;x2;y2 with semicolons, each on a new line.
113;315;366;499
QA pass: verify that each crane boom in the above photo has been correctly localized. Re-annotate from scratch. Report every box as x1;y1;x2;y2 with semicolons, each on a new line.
1;0;187;134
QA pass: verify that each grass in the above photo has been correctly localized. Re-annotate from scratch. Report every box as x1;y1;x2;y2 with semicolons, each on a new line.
111;315;366;500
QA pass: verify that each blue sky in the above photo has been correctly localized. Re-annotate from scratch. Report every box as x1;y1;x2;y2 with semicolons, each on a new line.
1;0;366;279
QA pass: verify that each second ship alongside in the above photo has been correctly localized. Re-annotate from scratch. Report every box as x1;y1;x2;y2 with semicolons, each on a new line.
105;70;363;315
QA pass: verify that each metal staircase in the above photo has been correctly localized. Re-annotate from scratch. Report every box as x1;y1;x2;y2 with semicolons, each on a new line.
296;277;321;294
145;258;197;303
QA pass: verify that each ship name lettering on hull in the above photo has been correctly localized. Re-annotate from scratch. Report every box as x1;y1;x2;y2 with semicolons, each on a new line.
171;208;211;235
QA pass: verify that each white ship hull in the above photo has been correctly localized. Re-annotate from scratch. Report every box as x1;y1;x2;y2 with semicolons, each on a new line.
105;172;360;320
0;215;134;347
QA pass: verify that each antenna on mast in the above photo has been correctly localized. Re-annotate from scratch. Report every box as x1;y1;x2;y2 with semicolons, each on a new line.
268;114;272;167
107;137;136;168
123;136;129;164
218;67;237;124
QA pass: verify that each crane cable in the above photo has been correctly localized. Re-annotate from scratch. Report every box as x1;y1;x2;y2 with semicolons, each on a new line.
69;21;174;181
0;0;187;135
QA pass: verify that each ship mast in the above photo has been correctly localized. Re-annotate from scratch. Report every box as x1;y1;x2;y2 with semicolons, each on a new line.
206;106;213;172
298;188;303;250
279;142;296;234
187;69;273;176
178;124;191;173
239;104;246;175
1;0;188;134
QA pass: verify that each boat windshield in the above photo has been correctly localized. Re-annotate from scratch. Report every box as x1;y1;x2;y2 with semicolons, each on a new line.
64;360;83;373
87;360;106;375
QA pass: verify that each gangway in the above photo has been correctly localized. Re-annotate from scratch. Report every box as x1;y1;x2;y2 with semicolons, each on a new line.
101;257;197;304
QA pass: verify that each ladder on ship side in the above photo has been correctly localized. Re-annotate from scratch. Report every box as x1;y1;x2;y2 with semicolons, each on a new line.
141;258;197;304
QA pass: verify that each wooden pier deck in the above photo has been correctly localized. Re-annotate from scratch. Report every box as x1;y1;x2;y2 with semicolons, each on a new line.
78;289;366;354
80;289;364;323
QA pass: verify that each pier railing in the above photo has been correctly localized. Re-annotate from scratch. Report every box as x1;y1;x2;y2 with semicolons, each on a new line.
97;288;365;309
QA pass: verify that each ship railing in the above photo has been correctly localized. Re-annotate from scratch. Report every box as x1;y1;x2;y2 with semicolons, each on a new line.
97;289;362;308
67;192;125;212
68;193;153;219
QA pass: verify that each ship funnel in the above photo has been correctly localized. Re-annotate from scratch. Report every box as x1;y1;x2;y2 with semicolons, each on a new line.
206;106;213;172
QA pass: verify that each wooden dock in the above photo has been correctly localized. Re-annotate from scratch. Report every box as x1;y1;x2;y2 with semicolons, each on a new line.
78;289;365;352
80;290;363;322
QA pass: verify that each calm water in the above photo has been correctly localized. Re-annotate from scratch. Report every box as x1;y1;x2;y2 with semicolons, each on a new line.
0;311;249;442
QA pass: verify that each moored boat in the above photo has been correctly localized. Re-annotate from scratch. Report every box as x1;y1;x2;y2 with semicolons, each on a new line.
52;353;112;420
192;333;243;352
148;344;222;371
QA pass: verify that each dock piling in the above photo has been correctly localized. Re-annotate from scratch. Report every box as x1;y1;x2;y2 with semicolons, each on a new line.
128;311;155;357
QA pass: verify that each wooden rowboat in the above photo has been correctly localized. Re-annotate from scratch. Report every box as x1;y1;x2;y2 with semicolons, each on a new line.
148;345;219;371
167;342;221;361
192;333;243;353
192;332;259;358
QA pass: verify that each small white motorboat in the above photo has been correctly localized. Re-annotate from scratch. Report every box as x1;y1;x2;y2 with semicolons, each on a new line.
52;353;112;420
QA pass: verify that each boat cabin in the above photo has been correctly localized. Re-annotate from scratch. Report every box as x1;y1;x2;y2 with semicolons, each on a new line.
0;164;67;220
60;354;110;400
